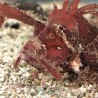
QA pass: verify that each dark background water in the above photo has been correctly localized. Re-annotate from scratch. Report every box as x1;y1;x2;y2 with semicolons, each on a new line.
6;0;98;3
5;0;98;19
19;0;98;3
15;0;98;2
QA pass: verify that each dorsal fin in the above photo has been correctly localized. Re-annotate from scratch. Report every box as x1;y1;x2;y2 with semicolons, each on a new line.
63;0;69;12
69;0;80;14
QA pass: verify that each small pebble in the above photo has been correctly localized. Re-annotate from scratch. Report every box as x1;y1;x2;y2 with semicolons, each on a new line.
4;19;20;29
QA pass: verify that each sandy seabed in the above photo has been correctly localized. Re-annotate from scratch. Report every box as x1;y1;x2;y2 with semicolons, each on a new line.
0;18;98;98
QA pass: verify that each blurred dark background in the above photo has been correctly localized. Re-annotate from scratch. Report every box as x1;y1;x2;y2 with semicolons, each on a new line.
5;0;98;4
5;0;98;9
5;0;98;12
3;0;98;21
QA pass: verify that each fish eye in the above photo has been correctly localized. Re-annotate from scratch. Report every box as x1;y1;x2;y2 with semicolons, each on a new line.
59;25;64;31
58;25;66;33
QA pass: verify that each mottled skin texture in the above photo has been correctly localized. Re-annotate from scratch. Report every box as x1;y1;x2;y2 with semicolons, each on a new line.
0;0;98;79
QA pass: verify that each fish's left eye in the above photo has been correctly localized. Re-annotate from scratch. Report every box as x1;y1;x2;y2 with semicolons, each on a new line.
58;25;66;32
59;25;64;31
